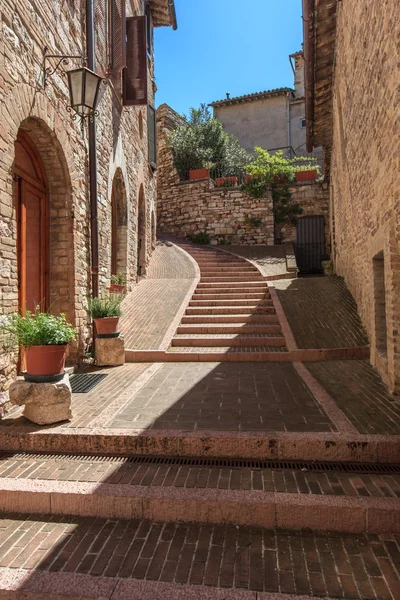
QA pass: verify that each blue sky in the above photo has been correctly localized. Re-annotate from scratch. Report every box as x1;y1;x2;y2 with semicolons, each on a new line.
154;0;303;117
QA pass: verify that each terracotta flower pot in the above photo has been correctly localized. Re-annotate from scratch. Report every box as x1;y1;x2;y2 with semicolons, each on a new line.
216;176;238;188
108;284;126;294
295;169;317;183
94;317;120;335
188;168;210;181
25;345;66;377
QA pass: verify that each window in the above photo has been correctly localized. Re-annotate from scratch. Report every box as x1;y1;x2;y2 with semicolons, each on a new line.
123;16;148;106
373;251;388;354
148;105;157;166
145;2;154;57
301;119;306;128
109;0;126;75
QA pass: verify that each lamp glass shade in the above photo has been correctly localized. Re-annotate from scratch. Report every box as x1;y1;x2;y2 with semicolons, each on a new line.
67;67;102;118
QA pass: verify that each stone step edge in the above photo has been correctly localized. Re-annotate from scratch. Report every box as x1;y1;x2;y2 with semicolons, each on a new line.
0;430;397;463
125;346;370;362
0;478;398;534
0;568;282;599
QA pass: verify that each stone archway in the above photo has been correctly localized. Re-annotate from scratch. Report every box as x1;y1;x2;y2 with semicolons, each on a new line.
13;117;75;324
111;168;128;280
137;184;147;276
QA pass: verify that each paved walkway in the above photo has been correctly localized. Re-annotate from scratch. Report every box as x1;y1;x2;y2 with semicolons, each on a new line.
119;241;197;350
219;245;290;278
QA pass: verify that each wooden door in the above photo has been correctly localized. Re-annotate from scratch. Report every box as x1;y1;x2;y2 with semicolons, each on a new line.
14;132;49;313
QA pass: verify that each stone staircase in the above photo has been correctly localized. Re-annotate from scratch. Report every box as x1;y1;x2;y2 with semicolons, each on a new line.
169;244;288;358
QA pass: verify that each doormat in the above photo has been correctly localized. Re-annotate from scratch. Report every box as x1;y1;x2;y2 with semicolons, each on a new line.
70;373;108;393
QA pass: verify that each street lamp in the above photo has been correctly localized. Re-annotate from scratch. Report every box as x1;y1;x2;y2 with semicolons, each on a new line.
66;67;103;122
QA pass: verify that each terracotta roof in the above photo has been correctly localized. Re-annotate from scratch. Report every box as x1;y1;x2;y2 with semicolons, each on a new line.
209;87;293;108
150;0;177;29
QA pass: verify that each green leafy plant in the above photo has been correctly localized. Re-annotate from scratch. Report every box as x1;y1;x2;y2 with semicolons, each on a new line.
0;309;77;348
88;294;123;319
241;176;268;198
272;185;303;242
187;231;211;245
110;273;126;286
245;216;262;228
245;148;296;186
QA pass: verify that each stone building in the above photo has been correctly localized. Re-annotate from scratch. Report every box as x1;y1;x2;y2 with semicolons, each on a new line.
209;51;322;162
303;0;400;392
0;1;177;401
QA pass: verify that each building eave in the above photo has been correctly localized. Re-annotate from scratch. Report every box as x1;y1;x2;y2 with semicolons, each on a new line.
150;0;177;30
209;87;293;109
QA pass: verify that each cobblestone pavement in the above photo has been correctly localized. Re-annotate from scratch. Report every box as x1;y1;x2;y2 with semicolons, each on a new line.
306;360;400;435
109;363;335;432
119;241;196;349
0;514;398;598
220;246;289;278
0;454;399;498
274;276;369;349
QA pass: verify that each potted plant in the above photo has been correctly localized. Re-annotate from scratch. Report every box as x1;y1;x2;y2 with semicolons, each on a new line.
215;176;238;188
89;293;123;336
295;165;318;183
0;308;76;380
189;167;210;181
109;273;126;294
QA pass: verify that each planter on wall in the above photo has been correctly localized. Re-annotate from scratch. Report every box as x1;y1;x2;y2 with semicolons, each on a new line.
215;176;238;188
108;284;126;294
188;168;210;181
25;345;67;378
295;169;317;183
94;317;120;336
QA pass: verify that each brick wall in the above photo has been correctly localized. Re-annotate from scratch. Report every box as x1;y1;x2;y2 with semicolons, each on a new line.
329;0;400;392
0;0;160;405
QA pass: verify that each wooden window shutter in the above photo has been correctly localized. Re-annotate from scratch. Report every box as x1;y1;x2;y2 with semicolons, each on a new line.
123;16;148;106
148;105;157;165
95;0;108;76
111;0;126;73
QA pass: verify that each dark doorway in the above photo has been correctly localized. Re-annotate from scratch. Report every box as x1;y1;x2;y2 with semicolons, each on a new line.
294;215;326;273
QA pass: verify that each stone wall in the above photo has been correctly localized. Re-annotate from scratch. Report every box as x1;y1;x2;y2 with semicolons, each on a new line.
281;183;330;248
0;1;165;404
329;0;400;392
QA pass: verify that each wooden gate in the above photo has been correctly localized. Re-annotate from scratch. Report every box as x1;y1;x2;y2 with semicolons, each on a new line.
294;216;325;273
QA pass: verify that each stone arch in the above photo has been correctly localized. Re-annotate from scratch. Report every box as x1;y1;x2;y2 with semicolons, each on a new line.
137;184;147;276
111;168;128;280
14;117;76;326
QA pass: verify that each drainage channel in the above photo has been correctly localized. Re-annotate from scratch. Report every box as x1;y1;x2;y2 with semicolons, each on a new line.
0;451;398;475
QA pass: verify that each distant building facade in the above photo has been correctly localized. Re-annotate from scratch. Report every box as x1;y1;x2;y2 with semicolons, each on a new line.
210;52;322;162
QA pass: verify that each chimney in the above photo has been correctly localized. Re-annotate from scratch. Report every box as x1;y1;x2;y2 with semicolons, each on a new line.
293;52;305;98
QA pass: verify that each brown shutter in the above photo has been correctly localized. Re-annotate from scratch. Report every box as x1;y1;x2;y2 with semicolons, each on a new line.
148;105;157;165
123;16;148;106
95;0;108;76
111;0;126;73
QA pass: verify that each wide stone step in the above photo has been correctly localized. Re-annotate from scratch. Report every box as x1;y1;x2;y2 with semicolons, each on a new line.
194;288;269;296
195;261;250;267
0;452;398;535
197;281;267;289
185;306;277;315
177;324;283;334
171;334;285;347
168;347;289;358
181;314;280;324
200;276;265;282
192;293;270;301
189;299;274;307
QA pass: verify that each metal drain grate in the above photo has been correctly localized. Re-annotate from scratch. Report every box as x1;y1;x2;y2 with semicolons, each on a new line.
69;373;108;393
0;451;398;475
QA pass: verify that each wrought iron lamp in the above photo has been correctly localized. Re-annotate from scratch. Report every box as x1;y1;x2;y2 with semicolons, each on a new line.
43;49;103;122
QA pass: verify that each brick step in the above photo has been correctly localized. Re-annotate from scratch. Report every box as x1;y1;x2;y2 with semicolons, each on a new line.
0;453;398;535
199;268;259;275
200;277;265;283
193;293;270;301
171;334;285;347
189;299;274;307
176;324;283;334
194;288;269;296
185;306;277;315
0;514;398;599
167;347;288;357
180;314;280;324
195;261;250;267
197;281;267;289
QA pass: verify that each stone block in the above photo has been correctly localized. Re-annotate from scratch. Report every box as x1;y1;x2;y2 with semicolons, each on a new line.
95;335;125;367
9;375;72;425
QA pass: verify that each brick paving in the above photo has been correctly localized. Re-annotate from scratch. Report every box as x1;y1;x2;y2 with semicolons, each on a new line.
0;454;399;498
109;363;335;432
120;241;196;349
306;360;400;435
222;245;289;278
0;514;398;598
274;276;369;349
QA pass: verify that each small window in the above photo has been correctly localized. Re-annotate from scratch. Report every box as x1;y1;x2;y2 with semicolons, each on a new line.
301;119;306;128
145;3;153;57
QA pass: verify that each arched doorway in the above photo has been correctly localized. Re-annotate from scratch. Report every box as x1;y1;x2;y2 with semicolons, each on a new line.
14;131;49;313
137;184;146;276
111;169;128;279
